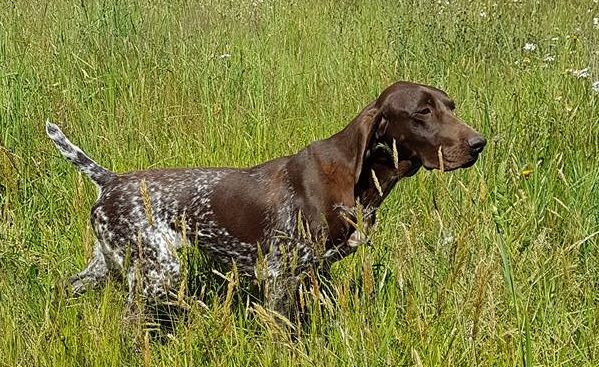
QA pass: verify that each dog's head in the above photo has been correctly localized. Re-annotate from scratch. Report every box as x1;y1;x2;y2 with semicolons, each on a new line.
370;82;486;171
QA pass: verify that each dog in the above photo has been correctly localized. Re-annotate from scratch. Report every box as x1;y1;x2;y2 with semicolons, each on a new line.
47;81;486;319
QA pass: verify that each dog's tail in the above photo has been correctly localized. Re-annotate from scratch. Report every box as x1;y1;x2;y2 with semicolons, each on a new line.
45;120;116;188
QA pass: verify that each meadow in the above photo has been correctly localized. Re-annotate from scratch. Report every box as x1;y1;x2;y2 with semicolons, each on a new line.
1;0;598;365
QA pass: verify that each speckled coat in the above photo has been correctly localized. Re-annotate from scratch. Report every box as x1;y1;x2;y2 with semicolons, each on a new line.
46;81;485;317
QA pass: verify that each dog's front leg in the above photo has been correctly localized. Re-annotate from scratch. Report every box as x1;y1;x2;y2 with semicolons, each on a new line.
261;243;305;326
264;271;299;323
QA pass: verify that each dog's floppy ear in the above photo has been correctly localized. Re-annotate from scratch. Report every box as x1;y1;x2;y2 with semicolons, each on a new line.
374;113;388;140
352;105;385;184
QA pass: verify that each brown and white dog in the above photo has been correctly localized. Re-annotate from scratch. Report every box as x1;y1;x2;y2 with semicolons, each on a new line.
47;81;485;318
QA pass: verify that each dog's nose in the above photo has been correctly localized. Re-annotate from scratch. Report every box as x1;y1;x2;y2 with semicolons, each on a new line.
468;135;487;153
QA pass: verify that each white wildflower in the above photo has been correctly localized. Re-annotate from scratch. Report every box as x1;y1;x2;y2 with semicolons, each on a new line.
594;17;599;29
219;53;231;59
479;11;487;18
592;81;599;93
569;67;591;78
523;42;537;52
441;232;455;246
543;55;555;62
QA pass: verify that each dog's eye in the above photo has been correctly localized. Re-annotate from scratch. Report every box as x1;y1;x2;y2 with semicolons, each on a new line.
416;107;431;115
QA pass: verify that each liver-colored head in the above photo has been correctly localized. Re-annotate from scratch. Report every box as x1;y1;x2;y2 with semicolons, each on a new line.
373;81;486;171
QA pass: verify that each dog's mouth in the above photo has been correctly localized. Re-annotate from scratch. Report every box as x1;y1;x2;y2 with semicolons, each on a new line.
423;154;479;171
459;154;479;169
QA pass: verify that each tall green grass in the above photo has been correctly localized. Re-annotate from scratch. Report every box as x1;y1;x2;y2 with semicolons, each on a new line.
1;0;598;365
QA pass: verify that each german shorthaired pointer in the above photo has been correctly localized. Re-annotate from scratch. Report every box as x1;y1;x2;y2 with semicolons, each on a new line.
47;81;485;319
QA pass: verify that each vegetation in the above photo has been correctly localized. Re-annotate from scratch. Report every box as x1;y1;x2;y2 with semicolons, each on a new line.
1;0;598;365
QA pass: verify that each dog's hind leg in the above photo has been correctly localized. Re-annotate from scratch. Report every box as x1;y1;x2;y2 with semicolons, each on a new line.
68;241;109;295
124;234;183;324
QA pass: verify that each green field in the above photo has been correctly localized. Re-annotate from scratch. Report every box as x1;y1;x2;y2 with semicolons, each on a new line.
1;0;598;365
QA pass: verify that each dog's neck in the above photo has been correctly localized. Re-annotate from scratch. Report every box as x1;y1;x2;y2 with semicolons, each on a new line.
355;141;421;209
324;115;422;210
